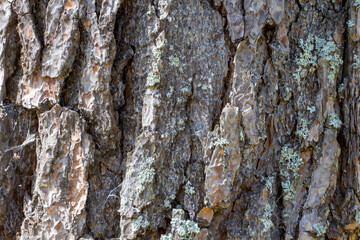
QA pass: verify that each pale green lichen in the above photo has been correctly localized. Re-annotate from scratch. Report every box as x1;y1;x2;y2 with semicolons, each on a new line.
178;117;186;131
184;181;196;195
239;131;245;141
209;137;230;149
328;113;342;129
258;135;267;142
280;147;303;200
152;46;163;59
263;176;274;194
177;97;184;104
296;119;310;140
325;208;330;218
355;0;360;9
280;147;303;177
146;41;166;88
294;35;342;85
146;72;160;87
296;36;317;69
315;37;343;85
181;87;191;96
136;157;156;192
313;223;327;237
293;36;317;82
259;203;274;233
168;55;186;73
338;83;344;93
164;199;171;208
170;211;200;240
307;106;316;113
347;20;355;28
281;180;296;201
160;233;174;240
132;216;150;232
178;118;185;125
197;83;208;90
355;206;360;223
167;85;175;98
169;56;181;67
353;54;360;70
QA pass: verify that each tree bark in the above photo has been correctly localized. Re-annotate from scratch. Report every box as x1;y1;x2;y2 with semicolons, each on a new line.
0;0;359;239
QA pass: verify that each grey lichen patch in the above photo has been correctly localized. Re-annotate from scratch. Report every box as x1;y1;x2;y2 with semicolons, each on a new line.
296;119;310;140
164;199;171;208
166;86;175;99
294;36;317;79
184;181;196;195
146;72;161;87
262;176;275;194
294;35;343;85
307;106;316;113
170;209;200;240
279;147;303;200
259;203;274;233
136;157;156;192
160;233;174;240
208;137;230;149
313;223;328;237
315;37;343;85
169;56;181;68
347;20;355;28
352;54;360;70
176;97;184;104
152;44;164;59
180;86;191;97
355;206;360;223
197;83;208;91
177;117;187;131
132;216;150;232
328;113;342;129
164;194;176;209
338;83;344;93
168;55;187;73
146;38;167;88
355;0;360;9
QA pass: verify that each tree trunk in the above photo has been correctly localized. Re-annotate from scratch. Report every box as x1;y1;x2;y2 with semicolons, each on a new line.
0;0;359;239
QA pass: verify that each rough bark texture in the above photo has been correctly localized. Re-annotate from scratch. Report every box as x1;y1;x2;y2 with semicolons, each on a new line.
1;0;360;239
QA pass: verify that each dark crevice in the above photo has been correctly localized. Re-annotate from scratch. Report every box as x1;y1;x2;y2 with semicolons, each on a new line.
59;49;80;111
275;172;286;240
208;0;219;10
0;105;38;239
288;0;302;37
114;0;135;162
4;46;21;104
335;0;350;200
211;2;235;131
332;1;352;234
95;0;102;20
151;0;160;18
117;55;134;156
294;188;309;239
79;2;128;238
31;0;49;47
4;10;21;104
